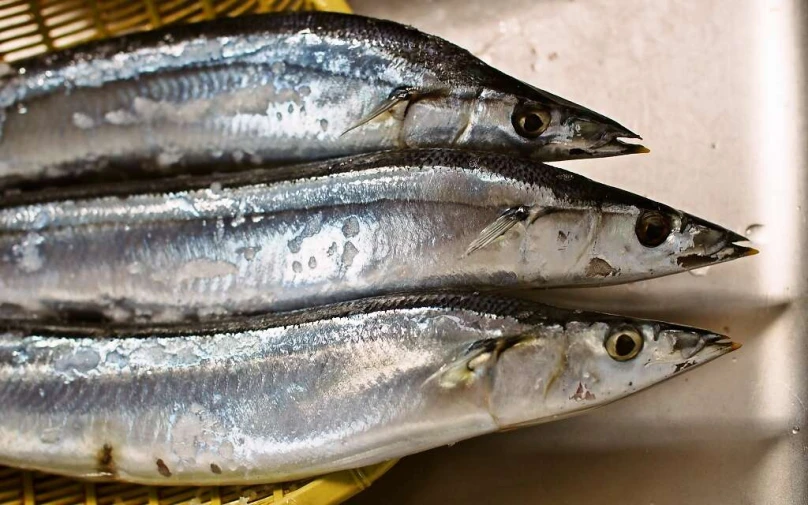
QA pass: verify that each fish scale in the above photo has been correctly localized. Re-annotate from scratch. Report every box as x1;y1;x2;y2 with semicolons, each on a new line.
0;293;737;485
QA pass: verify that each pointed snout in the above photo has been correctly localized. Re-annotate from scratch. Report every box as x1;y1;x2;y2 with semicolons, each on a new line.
702;333;743;353
677;220;759;270
672;330;740;364
600;138;650;156
570;118;648;158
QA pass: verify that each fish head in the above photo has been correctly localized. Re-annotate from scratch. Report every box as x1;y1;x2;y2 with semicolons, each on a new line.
437;78;647;161
549;201;757;283
489;316;739;428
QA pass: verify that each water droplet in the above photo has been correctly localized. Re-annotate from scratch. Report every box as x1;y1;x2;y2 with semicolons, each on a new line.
276;111;283;121
72;112;95;129
11;350;29;365
731;357;737;363
209;182;222;194
744;224;767;244
241;247;257;261
18;67;26;75
231;215;245;228
792;426;800;434
320;119;329;131
271;61;286;74
688;266;711;277
308;256;317;269
40;427;60;444
157;150;182;167
16;104;27;114
292;261;303;273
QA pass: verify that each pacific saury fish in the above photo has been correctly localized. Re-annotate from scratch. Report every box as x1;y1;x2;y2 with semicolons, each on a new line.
0;149;755;323
0;12;645;191
0;293;739;485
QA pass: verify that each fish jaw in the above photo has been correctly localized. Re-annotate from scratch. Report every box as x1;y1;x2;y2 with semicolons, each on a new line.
673;219;759;272
554;136;651;160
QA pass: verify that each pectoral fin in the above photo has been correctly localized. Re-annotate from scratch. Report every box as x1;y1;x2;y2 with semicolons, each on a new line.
428;336;526;389
465;206;532;256
341;86;419;136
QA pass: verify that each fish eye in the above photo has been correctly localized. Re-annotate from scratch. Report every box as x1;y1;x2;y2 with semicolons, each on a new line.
512;106;551;139
605;327;643;361
635;210;673;247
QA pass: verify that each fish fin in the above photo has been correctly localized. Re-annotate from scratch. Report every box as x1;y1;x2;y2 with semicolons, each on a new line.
434;351;495;389
427;342;498;389
465;206;533;256
543;350;567;399
424;336;526;390
341;86;419;136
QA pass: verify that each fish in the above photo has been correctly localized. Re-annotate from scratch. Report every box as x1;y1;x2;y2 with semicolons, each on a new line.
0;12;646;191
0;292;739;485
0;149;755;323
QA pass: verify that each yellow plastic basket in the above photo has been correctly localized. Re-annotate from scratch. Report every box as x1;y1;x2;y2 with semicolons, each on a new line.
0;0;352;62
0;0;397;503
0;460;398;505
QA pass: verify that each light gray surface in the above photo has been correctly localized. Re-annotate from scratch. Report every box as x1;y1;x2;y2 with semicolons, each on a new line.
349;0;807;504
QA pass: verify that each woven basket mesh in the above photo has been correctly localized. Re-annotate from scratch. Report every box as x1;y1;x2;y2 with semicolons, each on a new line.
0;460;398;505
0;0;351;61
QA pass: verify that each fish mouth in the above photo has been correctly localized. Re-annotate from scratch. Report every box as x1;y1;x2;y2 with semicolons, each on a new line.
703;334;743;353
608;137;650;155
580;137;650;158
672;333;740;371
592;118;648;155
677;231;759;270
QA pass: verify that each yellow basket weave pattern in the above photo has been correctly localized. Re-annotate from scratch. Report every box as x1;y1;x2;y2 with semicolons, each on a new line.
0;0;352;62
0;460;398;505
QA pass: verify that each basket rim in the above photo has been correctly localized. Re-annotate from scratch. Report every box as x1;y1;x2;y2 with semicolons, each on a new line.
0;459;398;505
